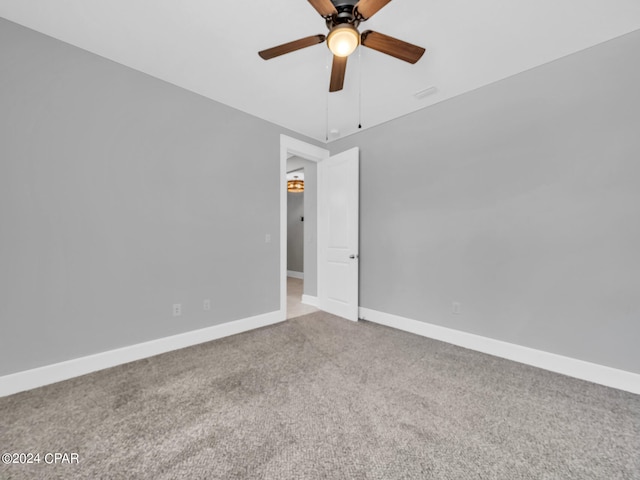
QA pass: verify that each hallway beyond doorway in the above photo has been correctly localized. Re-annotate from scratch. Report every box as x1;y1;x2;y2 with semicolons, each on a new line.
287;277;318;319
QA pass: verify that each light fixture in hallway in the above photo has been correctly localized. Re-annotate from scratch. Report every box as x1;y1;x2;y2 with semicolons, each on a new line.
287;172;304;193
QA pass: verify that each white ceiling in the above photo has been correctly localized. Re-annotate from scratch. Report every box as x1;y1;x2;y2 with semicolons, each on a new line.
1;1;640;143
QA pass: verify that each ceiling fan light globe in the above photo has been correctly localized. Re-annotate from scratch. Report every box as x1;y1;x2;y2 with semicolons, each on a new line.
327;25;360;57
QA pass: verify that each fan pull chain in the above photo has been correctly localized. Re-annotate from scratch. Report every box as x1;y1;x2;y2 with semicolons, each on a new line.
358;46;362;129
326;61;330;141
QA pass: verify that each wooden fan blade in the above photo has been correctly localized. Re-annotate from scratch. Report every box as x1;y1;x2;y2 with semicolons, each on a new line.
361;30;425;63
354;0;391;20
329;55;347;92
308;0;337;17
258;34;326;60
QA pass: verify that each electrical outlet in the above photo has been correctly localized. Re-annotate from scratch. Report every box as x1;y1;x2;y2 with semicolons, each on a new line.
265;233;271;243
452;302;461;315
173;303;182;317
203;299;211;311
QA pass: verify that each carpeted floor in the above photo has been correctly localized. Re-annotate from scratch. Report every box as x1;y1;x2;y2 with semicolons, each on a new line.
1;311;639;480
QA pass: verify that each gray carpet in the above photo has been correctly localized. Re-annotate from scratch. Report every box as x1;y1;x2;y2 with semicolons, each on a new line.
1;311;639;480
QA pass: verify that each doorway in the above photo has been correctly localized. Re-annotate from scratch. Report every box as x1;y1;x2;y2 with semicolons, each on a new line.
279;135;359;321
280;136;327;319
286;166;318;319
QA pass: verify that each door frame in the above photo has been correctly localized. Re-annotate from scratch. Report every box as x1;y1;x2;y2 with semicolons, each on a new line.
279;135;329;319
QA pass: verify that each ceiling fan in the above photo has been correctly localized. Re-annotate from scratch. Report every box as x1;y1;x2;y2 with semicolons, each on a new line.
258;0;425;92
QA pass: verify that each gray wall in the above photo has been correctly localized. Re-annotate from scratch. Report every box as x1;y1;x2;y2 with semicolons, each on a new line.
287;190;304;273
331;30;640;374
0;18;313;376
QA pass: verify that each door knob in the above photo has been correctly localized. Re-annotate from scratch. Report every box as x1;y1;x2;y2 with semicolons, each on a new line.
349;254;359;259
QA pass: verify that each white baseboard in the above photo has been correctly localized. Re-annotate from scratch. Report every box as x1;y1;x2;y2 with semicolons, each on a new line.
359;307;640;395
287;270;304;279
0;310;285;398
301;295;319;307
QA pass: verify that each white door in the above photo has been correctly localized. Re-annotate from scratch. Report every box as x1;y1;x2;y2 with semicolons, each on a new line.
318;147;359;321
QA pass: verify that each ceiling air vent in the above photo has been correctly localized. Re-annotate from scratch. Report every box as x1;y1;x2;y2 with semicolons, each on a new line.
414;86;437;99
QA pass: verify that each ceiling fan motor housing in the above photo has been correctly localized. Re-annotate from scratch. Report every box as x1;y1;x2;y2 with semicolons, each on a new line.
326;0;360;28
